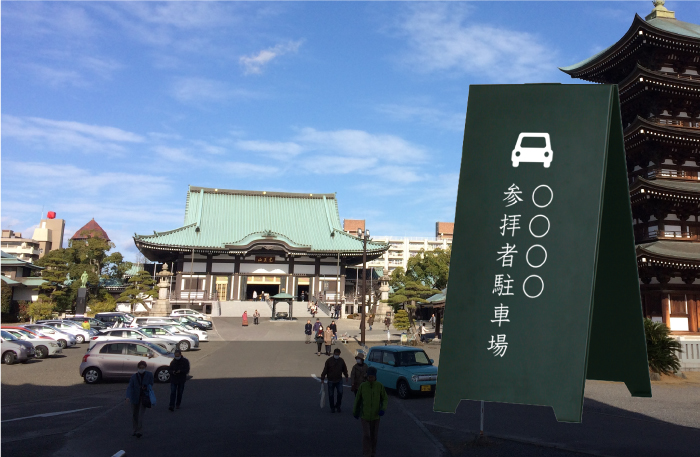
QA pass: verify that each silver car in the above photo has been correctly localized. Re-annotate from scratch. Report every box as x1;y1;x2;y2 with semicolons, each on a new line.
80;339;174;384
24;324;77;348
153;324;202;344
89;328;177;352
1;331;36;364
3;328;62;359
36;320;93;344
136;326;198;351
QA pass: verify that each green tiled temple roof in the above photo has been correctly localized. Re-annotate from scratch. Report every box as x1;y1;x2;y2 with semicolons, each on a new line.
637;241;700;261
134;187;388;255
0;251;44;270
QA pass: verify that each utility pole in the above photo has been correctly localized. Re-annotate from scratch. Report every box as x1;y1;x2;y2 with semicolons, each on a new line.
358;228;369;346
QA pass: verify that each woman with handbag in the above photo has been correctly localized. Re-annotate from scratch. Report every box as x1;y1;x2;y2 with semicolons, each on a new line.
315;327;325;356
125;360;154;438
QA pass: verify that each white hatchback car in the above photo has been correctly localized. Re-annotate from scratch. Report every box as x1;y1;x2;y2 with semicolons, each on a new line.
3;328;62;359
511;133;552;168
171;309;208;320
89;328;177;352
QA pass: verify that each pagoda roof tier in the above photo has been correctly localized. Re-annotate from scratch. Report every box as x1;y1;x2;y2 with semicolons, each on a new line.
560;14;700;84
71;218;111;242
624;116;700;167
630;177;700;202
637;240;700;264
134;187;389;262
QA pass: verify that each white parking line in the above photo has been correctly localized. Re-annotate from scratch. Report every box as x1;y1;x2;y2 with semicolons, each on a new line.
2;406;100;423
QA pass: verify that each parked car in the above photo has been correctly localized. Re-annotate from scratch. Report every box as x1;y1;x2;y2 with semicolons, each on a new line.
364;346;438;399
2;328;62;359
80;339;175;384
130;317;178;328
178;315;213;330
36;320;94;344
171;308;208;320
65;317;109;330
167;322;208;342
151;323;204;343
136;326;198;352
94;312;135;327
24;324;77;348
1;331;36;364
89;328;177;352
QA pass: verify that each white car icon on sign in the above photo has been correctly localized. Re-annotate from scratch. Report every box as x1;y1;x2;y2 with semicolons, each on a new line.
512;133;552;168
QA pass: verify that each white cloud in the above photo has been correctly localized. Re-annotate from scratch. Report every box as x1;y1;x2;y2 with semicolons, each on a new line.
219;162;280;176
393;4;557;82
235;140;303;158
2;115;144;154
239;40;303;75
376;103;465;132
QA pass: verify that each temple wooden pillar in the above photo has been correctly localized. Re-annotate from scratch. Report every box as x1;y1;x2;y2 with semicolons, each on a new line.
688;295;699;333
662;294;671;328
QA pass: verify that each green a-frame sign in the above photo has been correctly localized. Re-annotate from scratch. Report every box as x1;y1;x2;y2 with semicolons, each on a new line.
434;84;651;423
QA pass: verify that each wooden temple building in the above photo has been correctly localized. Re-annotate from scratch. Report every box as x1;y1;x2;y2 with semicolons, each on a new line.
561;1;700;333
133;187;388;312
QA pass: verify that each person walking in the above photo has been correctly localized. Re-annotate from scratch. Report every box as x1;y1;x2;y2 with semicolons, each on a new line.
168;349;190;412
384;315;391;331
330;320;337;342
252;290;257;301
430;314;436;328
368;314;374;331
305;320;313;344
350;352;368;396
320;348;349;413
82;319;91;330
313;318;322;333
242;311;249;327
353;366;388;457
253;310;260;325
324;326;333;356
125;360;153;438
314;327;325;356
419;323;428;342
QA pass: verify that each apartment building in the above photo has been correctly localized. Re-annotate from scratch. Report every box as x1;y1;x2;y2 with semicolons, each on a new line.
366;236;452;275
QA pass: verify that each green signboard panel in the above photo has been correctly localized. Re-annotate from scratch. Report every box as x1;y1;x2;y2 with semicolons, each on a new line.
434;84;651;423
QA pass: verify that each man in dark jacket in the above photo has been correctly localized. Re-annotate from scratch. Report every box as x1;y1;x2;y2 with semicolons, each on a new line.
312;318;322;333
125;360;153;438
320;348;349;413
330;320;337;341
305;320;313;344
169;350;190;411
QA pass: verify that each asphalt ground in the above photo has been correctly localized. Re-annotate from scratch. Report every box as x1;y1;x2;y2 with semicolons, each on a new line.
1;318;698;457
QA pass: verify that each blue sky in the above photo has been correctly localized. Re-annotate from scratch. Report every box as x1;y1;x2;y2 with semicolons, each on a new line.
3;1;699;261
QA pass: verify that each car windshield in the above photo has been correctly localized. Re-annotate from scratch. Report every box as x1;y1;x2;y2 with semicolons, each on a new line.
141;341;170;355
397;350;432;366
15;330;34;338
2;331;18;341
181;324;195;331
122;313;135;322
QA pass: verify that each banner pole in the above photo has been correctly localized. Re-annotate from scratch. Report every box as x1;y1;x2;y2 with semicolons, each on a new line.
480;400;484;436
474;400;488;445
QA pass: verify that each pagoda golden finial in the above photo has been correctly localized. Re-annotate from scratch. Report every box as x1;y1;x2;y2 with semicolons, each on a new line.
646;0;675;20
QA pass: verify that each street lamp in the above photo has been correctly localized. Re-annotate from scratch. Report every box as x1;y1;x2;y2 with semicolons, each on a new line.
357;228;370;346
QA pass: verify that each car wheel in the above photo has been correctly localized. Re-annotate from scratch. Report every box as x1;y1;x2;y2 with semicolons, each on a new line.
75;335;85;344
58;339;67;349
178;340;190;352
155;367;171;383
397;380;411;400
83;367;102;384
3;351;17;365
35;346;48;359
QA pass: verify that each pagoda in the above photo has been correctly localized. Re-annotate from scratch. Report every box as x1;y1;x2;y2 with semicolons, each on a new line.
561;1;700;333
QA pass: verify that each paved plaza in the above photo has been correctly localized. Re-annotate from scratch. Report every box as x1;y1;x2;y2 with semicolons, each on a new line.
1;317;698;457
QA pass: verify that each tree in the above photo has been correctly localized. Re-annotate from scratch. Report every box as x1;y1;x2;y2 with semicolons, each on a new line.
35;249;71;311
118;270;157;313
389;267;407;290
28;301;55;321
1;286;12;315
88;295;117;316
644;318;682;375
393;309;410;331
405;247;451;290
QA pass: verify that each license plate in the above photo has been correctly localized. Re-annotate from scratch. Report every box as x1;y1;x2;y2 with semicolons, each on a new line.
420;385;432;392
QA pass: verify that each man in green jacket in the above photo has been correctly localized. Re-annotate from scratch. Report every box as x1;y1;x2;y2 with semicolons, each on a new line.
353;366;388;457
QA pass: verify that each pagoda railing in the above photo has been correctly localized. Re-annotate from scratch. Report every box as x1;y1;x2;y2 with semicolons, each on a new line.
177;291;219;301
647;229;700;241
631;168;699;183
648;117;700;129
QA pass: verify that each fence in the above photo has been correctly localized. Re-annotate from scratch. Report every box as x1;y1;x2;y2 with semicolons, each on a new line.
677;336;700;372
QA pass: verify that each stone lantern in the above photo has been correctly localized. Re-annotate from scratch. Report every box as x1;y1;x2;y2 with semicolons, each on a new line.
150;263;173;316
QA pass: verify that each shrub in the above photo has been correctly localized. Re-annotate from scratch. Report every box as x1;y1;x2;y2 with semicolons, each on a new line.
1;286;12;314
393;309;410;331
17;301;30;322
644;318;682;375
28;301;55;321
87;297;117;316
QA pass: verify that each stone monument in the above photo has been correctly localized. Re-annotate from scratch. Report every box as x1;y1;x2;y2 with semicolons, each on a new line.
75;270;89;316
150;263;173;317
376;272;392;317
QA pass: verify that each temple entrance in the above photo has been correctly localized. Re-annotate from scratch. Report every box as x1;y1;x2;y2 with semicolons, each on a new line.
245;276;281;300
214;276;230;301
295;277;310;301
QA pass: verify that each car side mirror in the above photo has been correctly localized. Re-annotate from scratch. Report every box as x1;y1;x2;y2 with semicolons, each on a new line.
430;359;435;364
148;353;154;358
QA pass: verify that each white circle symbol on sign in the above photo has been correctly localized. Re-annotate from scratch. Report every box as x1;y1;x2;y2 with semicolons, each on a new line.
526;245;547;268
532;185;553;208
529;215;550;238
523;275;544;299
